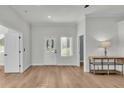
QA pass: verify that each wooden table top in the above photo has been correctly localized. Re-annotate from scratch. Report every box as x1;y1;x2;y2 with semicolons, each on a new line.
89;56;124;59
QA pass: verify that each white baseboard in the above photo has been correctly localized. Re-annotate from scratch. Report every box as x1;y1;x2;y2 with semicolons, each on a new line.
22;64;31;73
31;63;45;66
56;64;78;66
31;63;78;66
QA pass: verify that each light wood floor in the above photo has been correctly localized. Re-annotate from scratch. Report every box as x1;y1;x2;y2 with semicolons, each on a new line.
0;65;124;88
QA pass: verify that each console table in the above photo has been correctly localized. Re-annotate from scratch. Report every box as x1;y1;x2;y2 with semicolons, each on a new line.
89;56;124;75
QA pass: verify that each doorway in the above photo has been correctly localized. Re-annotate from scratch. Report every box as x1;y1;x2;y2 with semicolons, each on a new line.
79;35;84;67
44;37;57;65
0;25;23;73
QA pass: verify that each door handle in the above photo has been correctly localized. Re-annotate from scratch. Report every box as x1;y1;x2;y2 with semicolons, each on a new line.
4;54;8;56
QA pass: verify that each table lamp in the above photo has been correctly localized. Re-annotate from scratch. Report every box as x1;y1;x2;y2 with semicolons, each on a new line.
99;41;111;56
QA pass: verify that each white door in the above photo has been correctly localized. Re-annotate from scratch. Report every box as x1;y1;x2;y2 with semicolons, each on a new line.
4;30;21;73
44;38;56;65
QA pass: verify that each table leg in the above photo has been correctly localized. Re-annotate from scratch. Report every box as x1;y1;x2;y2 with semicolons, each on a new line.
122;64;123;76
101;59;103;70
114;59;116;71
108;59;109;75
89;59;91;73
93;59;95;74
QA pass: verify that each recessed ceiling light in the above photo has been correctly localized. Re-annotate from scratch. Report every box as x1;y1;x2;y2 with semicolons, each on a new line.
48;16;52;19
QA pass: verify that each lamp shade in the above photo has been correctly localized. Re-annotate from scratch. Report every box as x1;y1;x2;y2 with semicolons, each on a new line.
99;41;111;48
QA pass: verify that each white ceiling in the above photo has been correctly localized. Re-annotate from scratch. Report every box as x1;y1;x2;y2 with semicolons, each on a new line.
11;5;85;24
11;5;124;24
86;5;124;18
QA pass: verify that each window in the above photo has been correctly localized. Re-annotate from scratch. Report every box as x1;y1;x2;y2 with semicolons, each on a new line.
61;37;73;56
0;45;4;53
0;35;4;53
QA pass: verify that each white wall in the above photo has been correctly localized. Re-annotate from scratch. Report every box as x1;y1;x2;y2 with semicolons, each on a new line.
31;23;78;66
86;17;119;72
118;20;124;56
0;6;31;71
77;16;86;36
77;16;86;71
117;20;124;72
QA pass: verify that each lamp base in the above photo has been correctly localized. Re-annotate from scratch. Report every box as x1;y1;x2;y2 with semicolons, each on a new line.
104;48;107;56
